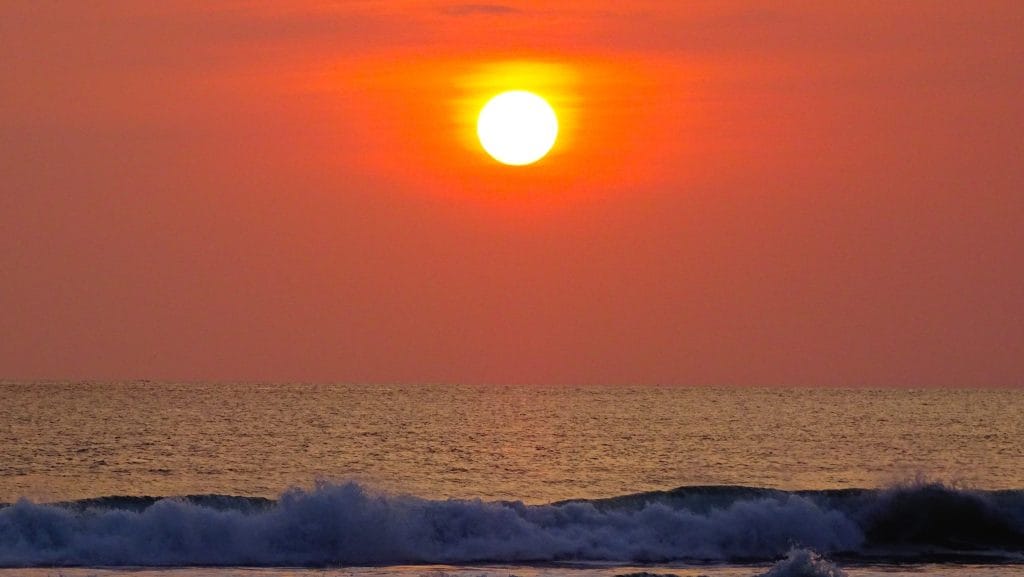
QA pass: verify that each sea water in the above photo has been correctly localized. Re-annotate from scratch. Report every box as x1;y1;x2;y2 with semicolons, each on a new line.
1;383;1021;576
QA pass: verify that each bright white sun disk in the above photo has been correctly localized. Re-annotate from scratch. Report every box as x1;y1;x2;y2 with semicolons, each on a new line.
477;91;558;166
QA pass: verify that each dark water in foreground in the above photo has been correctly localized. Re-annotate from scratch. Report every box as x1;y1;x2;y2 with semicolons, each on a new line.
0;383;1021;575
4;561;1024;577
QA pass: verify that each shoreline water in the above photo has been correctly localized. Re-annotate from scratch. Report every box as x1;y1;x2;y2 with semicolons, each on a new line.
1;558;1024;577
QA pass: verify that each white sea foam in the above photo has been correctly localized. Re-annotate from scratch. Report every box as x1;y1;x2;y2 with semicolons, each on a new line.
755;548;847;577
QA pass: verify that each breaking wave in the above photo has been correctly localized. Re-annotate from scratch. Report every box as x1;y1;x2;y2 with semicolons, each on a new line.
755;548;848;577
0;481;1021;567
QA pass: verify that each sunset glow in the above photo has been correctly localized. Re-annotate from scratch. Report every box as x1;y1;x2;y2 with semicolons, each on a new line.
3;2;1022;385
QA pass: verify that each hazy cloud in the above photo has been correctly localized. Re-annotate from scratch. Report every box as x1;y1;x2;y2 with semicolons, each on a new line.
441;4;520;16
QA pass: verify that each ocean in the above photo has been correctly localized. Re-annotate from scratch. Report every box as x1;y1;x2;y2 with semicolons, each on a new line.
1;383;1021;576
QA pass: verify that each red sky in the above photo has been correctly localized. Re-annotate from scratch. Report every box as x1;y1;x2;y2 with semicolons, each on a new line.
2;1;1022;386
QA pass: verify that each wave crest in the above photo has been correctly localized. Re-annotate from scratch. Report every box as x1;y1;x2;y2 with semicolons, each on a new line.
1;481;1021;567
756;548;847;577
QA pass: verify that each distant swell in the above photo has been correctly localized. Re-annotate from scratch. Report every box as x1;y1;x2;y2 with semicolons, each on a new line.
1;481;1022;567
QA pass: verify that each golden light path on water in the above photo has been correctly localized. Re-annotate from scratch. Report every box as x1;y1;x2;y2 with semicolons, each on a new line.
2;383;1021;504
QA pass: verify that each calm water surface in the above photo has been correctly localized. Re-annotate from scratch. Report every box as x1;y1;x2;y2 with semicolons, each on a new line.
1;383;1020;503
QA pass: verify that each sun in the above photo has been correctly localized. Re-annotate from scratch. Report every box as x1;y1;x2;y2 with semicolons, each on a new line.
477;91;559;166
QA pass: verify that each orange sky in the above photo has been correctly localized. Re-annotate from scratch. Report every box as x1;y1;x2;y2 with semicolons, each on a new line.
2;1;1022;385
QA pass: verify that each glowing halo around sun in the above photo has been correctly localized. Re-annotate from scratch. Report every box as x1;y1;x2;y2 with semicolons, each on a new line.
476;91;559;166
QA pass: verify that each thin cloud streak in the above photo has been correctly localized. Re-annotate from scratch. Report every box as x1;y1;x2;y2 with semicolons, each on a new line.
441;4;521;16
